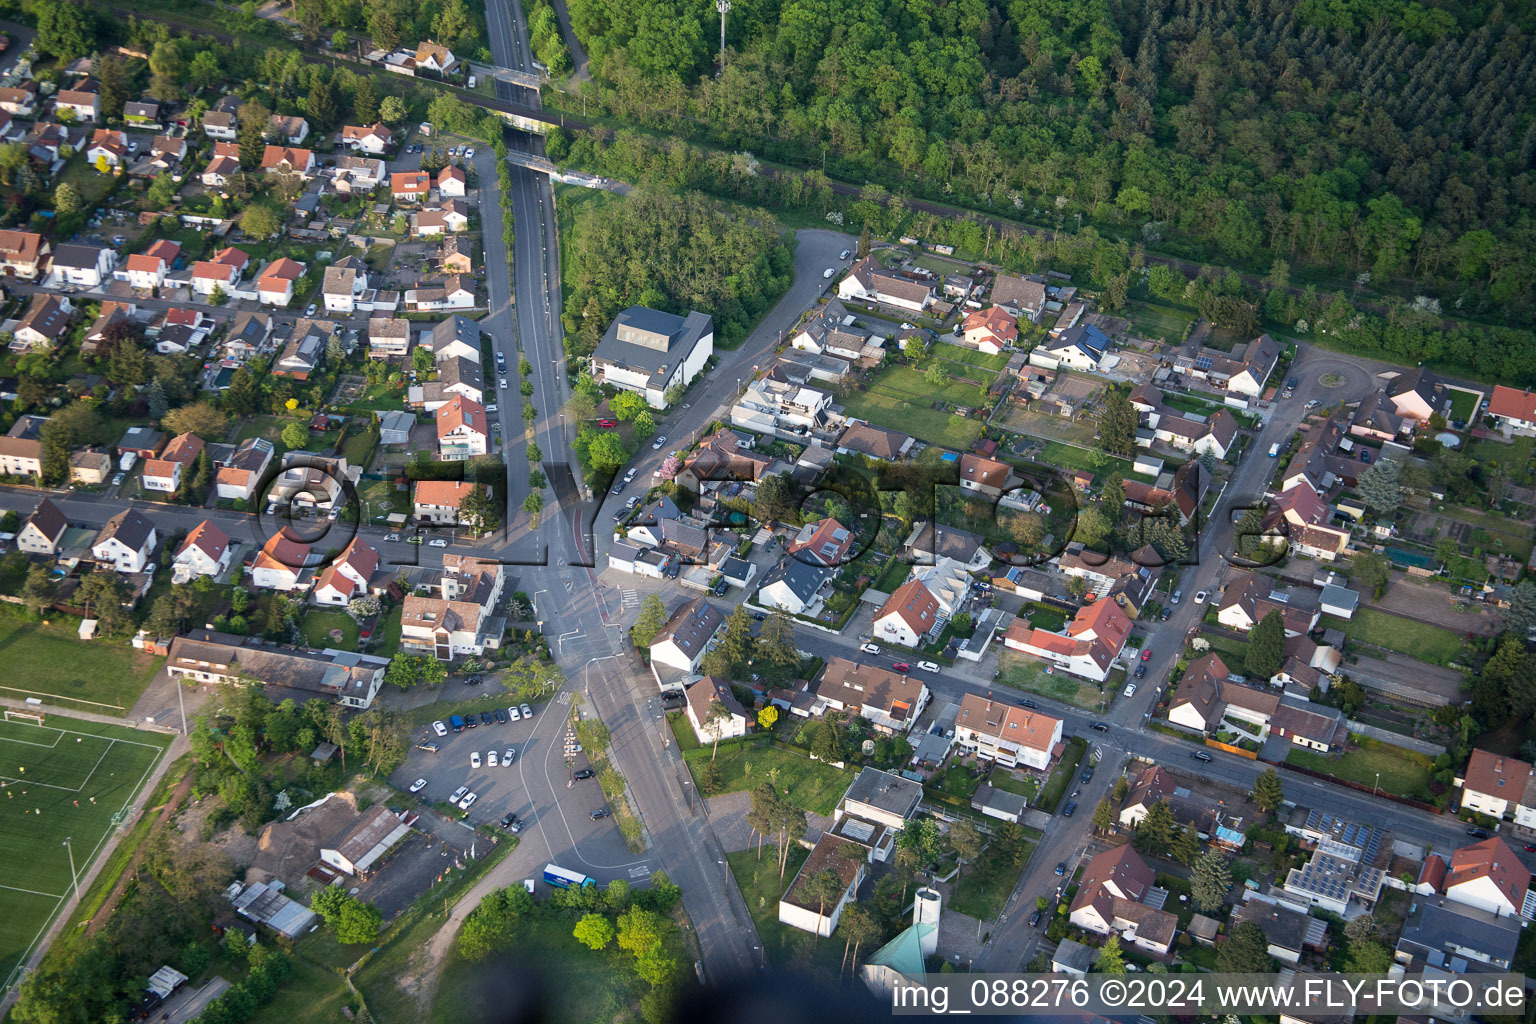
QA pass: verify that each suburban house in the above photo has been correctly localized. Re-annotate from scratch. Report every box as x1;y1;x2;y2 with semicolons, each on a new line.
1029;324;1110;371
0;421;42;478
339;122;392;154
202;108;237;140
1382;368;1446;424
66;448;107;486
0;85;38;118
270;452;354;509
755;557;830;616
398;555;506;660
257;258;305;306
426;315;482;362
1349;390;1408;441
1167;653;1278;733
1437;837;1530;918
273;318;334;380
404;275;475;311
141;432;205;493
836;422;916;462
191;247;248;296
959;307;1018;354
331;154;386;191
778;821;869;938
259;145;316;176
86;128;128;167
649;598;725;675
1002;598;1132;683
811;658;930;735
92;508;158;573
1455;749;1536;827
837;256;935;312
1217;572;1321;636
591;305;715;410
200;149;241;187
1488;385;1536;437
391;170;431;201
1177;335;1279;398
437;164;467;197
12;293;75;350
438;236;475;274
953;692;1062;771
267;114;310;144
903;521;990;571
435;394;488;460
251;530;312;591
165;630;387;709
368;317;412;359
786;518;856;568
215;437;275;502
1230;895;1328;964
791;300;887;361
1069;846;1179;955
321;256;386;314
312;538;381;606
730;377;833;436
990;273;1048;322
17;497;68;555
411;481;486;525
172;520;233;582
1280;415;1371;494
872;579;941;648
1395;897;1522;974
125;239;181;292
684;675;748;744
55;79;100;121
146;134;188;168
957;452;1018;499
413;41;459;74
1264;480;1351;562
0;229;48;279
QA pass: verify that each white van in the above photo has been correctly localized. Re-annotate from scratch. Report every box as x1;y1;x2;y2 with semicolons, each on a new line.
1267;442;1282;457
467;75;477;89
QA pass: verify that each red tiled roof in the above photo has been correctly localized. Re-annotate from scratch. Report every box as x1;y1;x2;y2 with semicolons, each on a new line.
1489;385;1536;423
1445;837;1531;910
178;519;230;563
956;692;1061;752
876;578;940;636
1461;748;1533;802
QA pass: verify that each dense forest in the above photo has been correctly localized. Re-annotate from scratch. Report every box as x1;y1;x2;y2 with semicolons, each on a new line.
563;0;1536;326
561;189;795;355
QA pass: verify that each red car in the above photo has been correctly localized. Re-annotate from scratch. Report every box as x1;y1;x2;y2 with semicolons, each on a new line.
1140;649;1152;661
597;418;617;428
892;661;911;673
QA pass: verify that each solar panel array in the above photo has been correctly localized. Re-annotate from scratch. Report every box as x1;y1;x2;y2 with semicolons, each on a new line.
1194;354;1214;370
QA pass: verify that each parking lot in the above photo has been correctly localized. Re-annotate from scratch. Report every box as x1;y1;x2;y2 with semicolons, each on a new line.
388;689;639;875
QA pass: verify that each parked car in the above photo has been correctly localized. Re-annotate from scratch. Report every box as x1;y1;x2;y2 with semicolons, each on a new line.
1140;648;1153;661
1268;442;1282;457
428;538;448;548
520;703;533;718
449;786;470;804
458;792;477;811
384;533;400;542
1466;826;1491;838
431;720;448;736
479;712;494;726
623;468;638;483
822;268;835;279
590;807;611;820
1171;590;1182;604
1286;377;1298;389
860;643;880;654
574;768;596;780
652;437;666;450
1123;683;1137;697
464;714;476;729
598;418;617;428
415;741;440;753
487;750;499;767
470;751;483;769
1081;767;1094;783
465;147;476;158
1134;664;1146;678
494;709;507;724
1305;399;1320;409
1019;698;1038;709
510;706;522;721
839;249;851;259
1054;862;1067;876
500;813;522;832
916;661;940;673
1029;910;1043;927
1189;751;1213;762
712;579;728;596
892;661;910;672
1063;801;1077;817
1194;590;1208;604
465;675;482;687
111;472;125;486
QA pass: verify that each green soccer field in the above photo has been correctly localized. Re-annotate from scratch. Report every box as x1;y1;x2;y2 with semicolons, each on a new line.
0;714;172;992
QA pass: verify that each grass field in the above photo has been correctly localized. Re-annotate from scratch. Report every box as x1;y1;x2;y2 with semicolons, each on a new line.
684;742;853;815
1125;299;1197;342
1287;736;1435;800
996;651;1104;710
1036;440;1142;481
934;342;1011;371
0;617;166;713
1321;608;1464;666
0;715;172;990
951;840;1034;921
840;360;991;449
1447;388;1478;423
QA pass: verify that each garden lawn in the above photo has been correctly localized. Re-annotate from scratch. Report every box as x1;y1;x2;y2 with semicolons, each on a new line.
934;342;1010;371
300;610;361;651
1448;388;1478;423
1126;299;1197;342
988;770;1038;802
685;741;852;815
0;617;164;712
726;847;845;978
996;651;1102;710
371;606;403;657
1287;736;1435;800
1037;440;1141;481
1321;608;1463;665
951;840;1034;922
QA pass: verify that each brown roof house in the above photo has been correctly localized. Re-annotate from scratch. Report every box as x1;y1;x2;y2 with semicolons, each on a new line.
812;657;930;735
683;675;748;745
1069;845;1179;954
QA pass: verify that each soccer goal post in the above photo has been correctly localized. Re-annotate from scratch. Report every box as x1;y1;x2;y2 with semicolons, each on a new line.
2;708;46;726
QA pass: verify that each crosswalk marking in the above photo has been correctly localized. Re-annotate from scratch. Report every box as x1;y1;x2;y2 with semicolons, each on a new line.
620;589;639;607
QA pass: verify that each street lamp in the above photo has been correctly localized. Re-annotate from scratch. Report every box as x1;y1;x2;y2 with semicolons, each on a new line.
1373;771;1380;796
